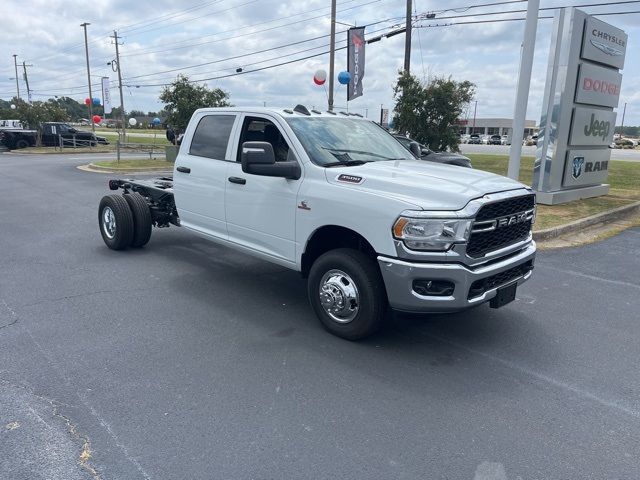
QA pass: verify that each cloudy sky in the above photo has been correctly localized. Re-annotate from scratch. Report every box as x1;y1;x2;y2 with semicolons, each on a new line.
0;0;638;124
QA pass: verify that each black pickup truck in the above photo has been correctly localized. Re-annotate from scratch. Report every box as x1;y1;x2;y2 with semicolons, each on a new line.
0;122;108;149
40;123;109;147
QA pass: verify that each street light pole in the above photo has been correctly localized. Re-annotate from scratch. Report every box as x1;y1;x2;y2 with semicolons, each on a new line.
80;22;95;133
112;30;126;140
620;102;627;139
328;0;336;111
12;54;20;100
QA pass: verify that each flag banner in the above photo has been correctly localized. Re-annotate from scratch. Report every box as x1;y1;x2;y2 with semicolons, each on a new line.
347;27;365;101
380;108;389;128
102;77;112;114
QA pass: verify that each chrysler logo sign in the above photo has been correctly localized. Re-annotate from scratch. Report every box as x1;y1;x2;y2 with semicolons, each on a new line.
582;17;627;69
590;39;624;57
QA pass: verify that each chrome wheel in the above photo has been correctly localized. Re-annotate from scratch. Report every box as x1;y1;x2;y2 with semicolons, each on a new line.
102;206;116;239
319;269;360;323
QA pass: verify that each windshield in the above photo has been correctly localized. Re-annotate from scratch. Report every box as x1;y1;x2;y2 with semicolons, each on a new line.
286;117;414;166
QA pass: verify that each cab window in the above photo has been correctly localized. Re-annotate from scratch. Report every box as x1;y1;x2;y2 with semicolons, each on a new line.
237;117;292;163
189;115;235;160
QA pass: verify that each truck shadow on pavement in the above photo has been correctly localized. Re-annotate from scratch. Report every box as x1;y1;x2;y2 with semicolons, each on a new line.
118;231;556;383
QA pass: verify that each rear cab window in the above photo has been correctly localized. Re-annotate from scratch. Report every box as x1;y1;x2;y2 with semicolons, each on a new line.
189;115;236;160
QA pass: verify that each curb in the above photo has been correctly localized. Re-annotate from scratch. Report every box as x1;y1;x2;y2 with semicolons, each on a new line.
86;163;172;172
78;164;173;174
533;201;640;241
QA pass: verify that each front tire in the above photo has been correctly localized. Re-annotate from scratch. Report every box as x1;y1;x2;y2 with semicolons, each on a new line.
124;193;152;247
307;248;387;340
99;195;134;250
15;139;29;149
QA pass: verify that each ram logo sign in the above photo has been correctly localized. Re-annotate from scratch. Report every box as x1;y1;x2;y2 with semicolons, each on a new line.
572;156;585;179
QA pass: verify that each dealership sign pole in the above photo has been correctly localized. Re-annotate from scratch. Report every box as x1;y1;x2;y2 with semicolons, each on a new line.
508;0;539;180
533;8;626;204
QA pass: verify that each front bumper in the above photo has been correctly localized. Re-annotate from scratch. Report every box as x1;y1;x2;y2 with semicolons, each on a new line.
378;241;536;312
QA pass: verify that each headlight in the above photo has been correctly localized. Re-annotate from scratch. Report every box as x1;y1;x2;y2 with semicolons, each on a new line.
393;216;472;251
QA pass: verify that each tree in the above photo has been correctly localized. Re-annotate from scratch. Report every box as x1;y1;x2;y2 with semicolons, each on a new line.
393;72;475;152
159;74;231;131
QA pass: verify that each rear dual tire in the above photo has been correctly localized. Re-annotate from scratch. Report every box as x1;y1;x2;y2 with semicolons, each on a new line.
99;193;152;250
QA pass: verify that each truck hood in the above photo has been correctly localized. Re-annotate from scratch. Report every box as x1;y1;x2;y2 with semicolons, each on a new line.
325;160;528;211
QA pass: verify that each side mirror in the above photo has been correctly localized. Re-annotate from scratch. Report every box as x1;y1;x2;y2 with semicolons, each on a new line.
409;141;421;158
241;141;301;180
420;147;431;156
68;127;77;133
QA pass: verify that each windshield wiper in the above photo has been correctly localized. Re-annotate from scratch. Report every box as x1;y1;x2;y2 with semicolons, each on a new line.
322;147;395;160
324;159;371;167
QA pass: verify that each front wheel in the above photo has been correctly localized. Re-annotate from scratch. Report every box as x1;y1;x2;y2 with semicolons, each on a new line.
307;248;387;340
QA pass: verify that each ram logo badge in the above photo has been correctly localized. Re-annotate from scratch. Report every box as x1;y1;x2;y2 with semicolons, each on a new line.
572;156;585;179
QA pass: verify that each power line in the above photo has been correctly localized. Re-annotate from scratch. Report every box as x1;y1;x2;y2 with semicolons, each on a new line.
117;0;386;59
417;0;640;22
122;15;399;82
117;0;227;34
120;0;257;38
124;24;398;87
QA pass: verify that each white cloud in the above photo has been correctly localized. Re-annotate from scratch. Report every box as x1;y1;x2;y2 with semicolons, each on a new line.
0;0;638;124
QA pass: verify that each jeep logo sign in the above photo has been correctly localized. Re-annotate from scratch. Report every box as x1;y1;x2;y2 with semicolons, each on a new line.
569;107;616;147
575;63;622;108
581;16;627;69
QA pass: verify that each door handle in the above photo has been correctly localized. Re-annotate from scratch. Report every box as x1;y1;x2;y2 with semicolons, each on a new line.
176;166;191;174
228;176;246;185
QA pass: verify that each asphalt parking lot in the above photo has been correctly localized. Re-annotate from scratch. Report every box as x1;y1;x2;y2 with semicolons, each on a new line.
1;152;639;480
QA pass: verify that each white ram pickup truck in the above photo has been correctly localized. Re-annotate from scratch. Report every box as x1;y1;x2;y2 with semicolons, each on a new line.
98;106;536;339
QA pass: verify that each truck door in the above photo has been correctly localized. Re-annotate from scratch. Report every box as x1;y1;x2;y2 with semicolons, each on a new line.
173;113;238;240
225;114;301;264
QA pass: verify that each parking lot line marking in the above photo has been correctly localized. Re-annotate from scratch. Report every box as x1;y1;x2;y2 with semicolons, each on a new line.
424;332;640;421
536;264;640;290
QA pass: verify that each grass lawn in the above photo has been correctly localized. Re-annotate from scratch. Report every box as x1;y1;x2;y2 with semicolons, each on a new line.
95;127;166;135
18;137;170;154
19;146;113;154
468;154;640;230
93;159;172;170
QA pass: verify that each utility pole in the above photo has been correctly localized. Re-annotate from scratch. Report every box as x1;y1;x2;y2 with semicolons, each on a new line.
508;0;539;180
21;61;33;103
80;22;95;133
111;30;126;140
620;102;627;139
12;54;20;100
472;100;477;132
404;0;412;73
328;0;336;111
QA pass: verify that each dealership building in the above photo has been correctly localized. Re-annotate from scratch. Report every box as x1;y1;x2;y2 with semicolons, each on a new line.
456;118;539;138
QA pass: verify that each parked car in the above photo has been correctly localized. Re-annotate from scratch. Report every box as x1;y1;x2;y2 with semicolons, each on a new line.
98;105;536;340
468;134;482;144
0;121;109;149
394;134;472;168
40;123;109;147
501;135;510;145
488;134;502;145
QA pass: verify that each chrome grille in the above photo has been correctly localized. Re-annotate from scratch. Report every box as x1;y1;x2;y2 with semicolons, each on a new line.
467;195;535;258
